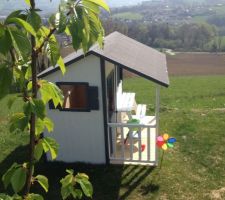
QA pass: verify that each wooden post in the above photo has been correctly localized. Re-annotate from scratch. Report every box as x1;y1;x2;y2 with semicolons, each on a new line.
121;127;125;159
155;85;160;164
147;127;150;161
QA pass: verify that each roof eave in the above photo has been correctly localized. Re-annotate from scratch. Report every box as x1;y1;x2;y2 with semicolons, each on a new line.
90;51;169;87
37;50;169;87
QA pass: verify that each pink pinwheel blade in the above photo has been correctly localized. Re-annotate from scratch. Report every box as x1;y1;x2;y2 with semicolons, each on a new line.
157;136;164;142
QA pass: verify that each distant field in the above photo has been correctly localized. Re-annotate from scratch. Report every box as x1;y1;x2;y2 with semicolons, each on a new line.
167;53;225;76
211;5;225;15
61;47;225;77
124;52;225;78
192;15;208;23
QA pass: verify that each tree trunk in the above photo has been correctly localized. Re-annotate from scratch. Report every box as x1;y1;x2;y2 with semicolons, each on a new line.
24;0;37;196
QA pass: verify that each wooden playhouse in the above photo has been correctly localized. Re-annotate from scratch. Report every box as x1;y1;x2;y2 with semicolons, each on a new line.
38;31;169;165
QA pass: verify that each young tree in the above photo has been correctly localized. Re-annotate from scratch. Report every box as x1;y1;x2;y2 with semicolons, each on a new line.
0;0;109;199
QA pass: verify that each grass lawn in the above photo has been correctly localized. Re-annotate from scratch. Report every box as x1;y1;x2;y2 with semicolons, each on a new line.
0;76;225;199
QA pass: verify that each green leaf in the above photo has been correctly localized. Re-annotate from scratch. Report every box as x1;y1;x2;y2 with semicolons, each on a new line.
0;64;13;99
44;117;54;132
27;81;32;91
84;0;110;12
32;99;46;119
60;172;74;200
5;10;23;23
35;117;54;135
55;11;67;34
57;56;66;75
0;194;13;200
41;137;59;160
66;169;74;175
36;175;49;193
68;18;82;51
61;185;72;200
0;194;23;200
76;173;93;198
27;11;42;32
6;17;36;36
48;14;56;28
11;167;27;193
72;189;82;199
11;194;23;200
2;163;19;189
0;30;12;55
48;39;60;66
10;112;29;132
0;25;4;38
23;99;46;119
25;65;32;80
60;170;93;200
34;141;43;161
36;26;50;47
60;174;73;188
38;80;64;107
67;1;106;52
64;26;71;36
82;1;100;14
23;100;32;117
26;194;44;200
35;118;45;136
8;27;31;59
24;0;31;6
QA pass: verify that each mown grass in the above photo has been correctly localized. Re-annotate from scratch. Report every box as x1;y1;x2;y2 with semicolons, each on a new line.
0;75;225;199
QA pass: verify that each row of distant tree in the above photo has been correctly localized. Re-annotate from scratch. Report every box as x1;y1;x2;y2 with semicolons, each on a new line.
103;19;225;52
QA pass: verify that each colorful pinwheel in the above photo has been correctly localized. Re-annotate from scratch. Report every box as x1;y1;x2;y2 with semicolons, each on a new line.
157;133;176;151
156;133;177;171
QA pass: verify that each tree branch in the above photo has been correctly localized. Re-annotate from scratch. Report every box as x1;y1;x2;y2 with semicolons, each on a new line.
36;9;72;54
36;27;56;54
9;49;16;65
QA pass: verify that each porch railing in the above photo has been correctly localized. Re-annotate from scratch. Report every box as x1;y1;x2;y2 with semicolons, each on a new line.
107;122;157;165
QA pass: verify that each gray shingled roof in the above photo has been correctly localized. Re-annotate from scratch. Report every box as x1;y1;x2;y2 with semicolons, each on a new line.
38;31;169;87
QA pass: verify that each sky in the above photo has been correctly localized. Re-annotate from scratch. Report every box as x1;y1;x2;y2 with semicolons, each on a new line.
0;0;143;16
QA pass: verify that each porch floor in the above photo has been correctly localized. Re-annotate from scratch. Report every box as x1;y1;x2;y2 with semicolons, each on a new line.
109;124;157;166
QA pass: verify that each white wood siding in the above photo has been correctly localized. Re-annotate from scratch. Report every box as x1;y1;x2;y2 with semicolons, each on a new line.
44;55;106;164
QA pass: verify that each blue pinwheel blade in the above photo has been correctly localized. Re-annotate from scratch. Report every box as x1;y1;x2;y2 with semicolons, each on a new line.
168;138;176;144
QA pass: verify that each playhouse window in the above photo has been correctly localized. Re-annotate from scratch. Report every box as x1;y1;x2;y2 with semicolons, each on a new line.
49;82;99;112
59;83;88;110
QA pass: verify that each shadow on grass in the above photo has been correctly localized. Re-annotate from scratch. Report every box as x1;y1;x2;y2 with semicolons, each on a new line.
120;166;156;200
0;145;158;200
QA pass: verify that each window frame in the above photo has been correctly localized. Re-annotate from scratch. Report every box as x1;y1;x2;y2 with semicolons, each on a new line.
55;82;91;112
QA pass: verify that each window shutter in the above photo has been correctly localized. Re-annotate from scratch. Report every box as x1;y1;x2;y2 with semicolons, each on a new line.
48;100;55;109
48;100;61;110
88;86;99;110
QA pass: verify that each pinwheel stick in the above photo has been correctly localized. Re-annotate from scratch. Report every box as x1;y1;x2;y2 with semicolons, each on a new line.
159;150;165;169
